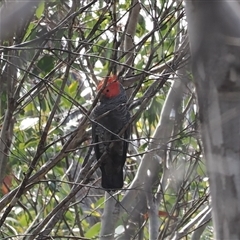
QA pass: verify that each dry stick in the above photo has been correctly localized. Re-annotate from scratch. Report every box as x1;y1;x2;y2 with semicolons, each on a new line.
0;50;18;190
0;60;73;228
29;103;132;236
100;60;182;239
119;39;189;216
0;4;125;236
0;0;101;211
22;94;129;236
33;118;132;237
0;52;106;212
29;139;120;238
0;41;187;215
0;0;98;49
0;116;87;210
8;0;99;113
124;0;141;71
100;10;143;239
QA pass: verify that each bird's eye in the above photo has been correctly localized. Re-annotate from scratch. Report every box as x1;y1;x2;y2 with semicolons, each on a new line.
106;89;109;92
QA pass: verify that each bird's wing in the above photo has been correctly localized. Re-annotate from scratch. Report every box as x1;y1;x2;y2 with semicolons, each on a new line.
121;127;130;167
92;121;101;161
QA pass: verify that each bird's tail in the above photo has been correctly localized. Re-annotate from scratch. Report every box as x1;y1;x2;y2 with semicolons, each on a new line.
101;167;124;191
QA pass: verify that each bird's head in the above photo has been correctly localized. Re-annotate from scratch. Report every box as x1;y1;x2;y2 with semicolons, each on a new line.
97;75;121;99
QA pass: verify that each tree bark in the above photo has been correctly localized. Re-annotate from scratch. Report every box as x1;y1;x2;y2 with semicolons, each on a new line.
185;1;240;239
0;0;41;41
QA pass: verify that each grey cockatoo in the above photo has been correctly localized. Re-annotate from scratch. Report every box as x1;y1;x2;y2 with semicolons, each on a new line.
92;75;130;191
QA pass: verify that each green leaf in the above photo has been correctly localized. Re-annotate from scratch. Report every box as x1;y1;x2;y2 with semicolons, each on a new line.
35;1;45;19
24;137;39;148
68;81;78;94
54;78;63;88
94;196;105;208
139;142;148;152
36;55;55;75
137;14;146;36
85;222;101;238
23;22;36;41
19;143;25;150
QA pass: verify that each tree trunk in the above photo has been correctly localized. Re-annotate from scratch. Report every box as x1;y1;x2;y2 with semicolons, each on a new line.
185;1;240;239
